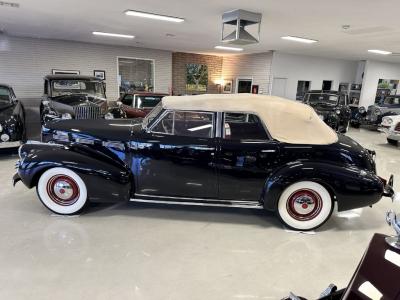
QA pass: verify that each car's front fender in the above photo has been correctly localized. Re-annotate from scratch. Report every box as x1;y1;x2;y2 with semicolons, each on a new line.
262;161;384;212
17;142;132;203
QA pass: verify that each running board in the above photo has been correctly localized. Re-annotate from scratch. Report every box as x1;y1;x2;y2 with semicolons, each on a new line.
130;196;263;209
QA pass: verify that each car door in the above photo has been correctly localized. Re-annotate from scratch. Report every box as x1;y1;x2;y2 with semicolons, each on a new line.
217;112;280;201
132;110;218;199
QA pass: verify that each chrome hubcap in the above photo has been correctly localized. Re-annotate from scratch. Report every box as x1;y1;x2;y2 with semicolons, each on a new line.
46;175;80;206
287;189;323;221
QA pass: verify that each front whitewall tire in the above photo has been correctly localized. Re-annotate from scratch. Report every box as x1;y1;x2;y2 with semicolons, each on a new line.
37;167;88;215
277;181;333;231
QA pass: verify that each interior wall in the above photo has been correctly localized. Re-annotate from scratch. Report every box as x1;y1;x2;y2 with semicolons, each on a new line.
222;52;273;94
271;52;358;100
359;60;400;108
172;52;223;95
0;36;172;99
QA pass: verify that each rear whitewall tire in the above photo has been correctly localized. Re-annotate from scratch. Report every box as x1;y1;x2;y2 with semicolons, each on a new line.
277;181;333;231
37;167;88;215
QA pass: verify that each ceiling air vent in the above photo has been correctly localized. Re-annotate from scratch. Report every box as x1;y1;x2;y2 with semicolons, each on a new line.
221;9;262;45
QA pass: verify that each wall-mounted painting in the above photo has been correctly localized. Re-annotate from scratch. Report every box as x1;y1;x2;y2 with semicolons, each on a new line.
52;69;80;75
223;80;233;93
94;70;106;80
186;63;208;93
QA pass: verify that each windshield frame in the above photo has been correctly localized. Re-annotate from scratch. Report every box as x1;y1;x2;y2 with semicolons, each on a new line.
0;86;11;104
50;79;106;99
305;93;339;105
142;102;164;130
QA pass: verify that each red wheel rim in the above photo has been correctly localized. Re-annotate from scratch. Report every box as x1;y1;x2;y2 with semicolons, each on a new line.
286;188;323;221
46;175;80;206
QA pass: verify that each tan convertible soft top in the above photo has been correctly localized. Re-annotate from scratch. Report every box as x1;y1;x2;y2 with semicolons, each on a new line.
162;94;338;145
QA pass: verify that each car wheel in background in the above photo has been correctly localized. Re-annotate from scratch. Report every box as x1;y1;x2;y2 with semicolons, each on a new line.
387;138;398;146
277;181;333;231
37;167;88;215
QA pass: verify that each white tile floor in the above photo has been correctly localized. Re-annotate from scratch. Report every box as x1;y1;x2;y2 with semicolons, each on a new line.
0;128;399;300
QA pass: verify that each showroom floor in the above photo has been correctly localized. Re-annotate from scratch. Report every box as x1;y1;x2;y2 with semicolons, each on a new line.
1;126;399;300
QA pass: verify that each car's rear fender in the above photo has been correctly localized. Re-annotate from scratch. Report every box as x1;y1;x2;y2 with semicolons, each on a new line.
17;143;132;203
262;161;384;212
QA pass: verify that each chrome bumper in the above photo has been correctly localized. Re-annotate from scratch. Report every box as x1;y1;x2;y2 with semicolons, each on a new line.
0;141;21;149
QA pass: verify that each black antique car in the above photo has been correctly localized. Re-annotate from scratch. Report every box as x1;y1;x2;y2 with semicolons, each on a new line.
354;95;400;130
283;210;400;300
0;84;25;148
303;90;351;133
13;94;395;231
40;75;125;124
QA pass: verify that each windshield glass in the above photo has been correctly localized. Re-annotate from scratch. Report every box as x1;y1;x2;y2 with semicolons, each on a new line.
0;86;10;103
383;97;400;105
136;95;164;108
142;102;163;129
305;94;338;105
51;80;105;98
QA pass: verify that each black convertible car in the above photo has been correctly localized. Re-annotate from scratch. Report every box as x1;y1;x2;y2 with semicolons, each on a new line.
14;94;395;231
303;90;351;133
40;74;125;124
0;84;25;148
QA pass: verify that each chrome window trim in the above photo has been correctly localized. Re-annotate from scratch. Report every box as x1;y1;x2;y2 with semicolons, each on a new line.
222;111;272;141
149;109;216;138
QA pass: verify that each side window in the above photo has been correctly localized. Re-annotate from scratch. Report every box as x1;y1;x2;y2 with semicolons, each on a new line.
224;113;268;140
44;80;48;95
151;111;214;138
121;94;133;106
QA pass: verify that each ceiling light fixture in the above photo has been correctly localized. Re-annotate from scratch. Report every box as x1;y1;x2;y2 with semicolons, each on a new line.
215;46;243;51
92;32;135;39
125;10;184;23
281;36;318;44
368;49;392;55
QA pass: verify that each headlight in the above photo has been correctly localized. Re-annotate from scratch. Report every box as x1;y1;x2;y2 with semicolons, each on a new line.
0;124;2;132
336;109;341;115
1;134;10;142
375;108;381;115
61;113;72;119
359;107;366;113
105;112;114;120
386;118;393;125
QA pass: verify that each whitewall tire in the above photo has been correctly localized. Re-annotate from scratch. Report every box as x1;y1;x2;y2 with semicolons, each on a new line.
277;181;333;231
37;167;88;215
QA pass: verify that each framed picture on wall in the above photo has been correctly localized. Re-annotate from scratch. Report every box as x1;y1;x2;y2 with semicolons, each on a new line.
52;69;80;75
223;80;233;93
94;70;106;80
186;64;208;93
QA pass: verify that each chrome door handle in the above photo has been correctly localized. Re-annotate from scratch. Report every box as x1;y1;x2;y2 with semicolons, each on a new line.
261;149;276;153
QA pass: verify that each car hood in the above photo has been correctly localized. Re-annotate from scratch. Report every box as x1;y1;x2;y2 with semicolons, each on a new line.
43;118;143;142
368;105;391;114
50;94;107;107
0;104;15;122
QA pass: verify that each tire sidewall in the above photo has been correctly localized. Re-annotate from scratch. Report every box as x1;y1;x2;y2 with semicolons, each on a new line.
277;181;333;231
37;167;87;215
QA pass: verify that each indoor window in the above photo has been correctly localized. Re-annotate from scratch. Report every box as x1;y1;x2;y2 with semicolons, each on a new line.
118;57;154;94
224;113;268;140
152;111;214;138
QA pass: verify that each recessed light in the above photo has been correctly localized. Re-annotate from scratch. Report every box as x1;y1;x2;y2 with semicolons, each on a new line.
125;10;184;23
281;36;318;44
215;46;243;51
368;49;392;55
92;32;135;39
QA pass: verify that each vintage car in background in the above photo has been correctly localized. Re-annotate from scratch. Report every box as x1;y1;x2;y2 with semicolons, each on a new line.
14;94;395;231
303;90;351;133
118;92;168;118
354;95;400;130
380;115;400;145
0;84;25;148
283;210;400;300
40;75;126;124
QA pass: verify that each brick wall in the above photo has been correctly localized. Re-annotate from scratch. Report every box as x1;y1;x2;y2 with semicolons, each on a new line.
172;52;223;95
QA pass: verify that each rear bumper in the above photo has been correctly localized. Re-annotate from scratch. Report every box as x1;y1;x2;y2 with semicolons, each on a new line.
0;141;22;149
